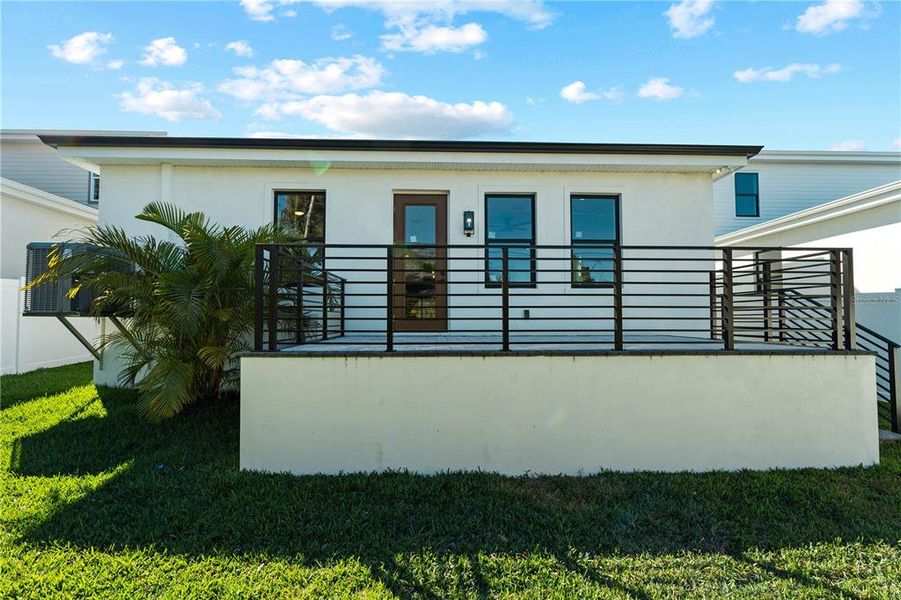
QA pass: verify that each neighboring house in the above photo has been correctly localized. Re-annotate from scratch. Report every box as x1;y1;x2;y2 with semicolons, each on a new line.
717;181;901;344
0;177;97;374
713;150;901;236
0;129;166;206
37;135;886;474
0;129;164;375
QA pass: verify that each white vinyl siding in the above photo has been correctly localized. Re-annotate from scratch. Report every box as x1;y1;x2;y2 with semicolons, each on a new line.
714;159;901;235
0;139;91;203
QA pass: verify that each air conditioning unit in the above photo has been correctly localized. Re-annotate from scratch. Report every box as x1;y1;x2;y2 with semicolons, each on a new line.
24;242;95;316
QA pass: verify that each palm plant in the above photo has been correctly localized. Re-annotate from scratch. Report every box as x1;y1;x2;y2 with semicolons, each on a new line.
29;202;299;421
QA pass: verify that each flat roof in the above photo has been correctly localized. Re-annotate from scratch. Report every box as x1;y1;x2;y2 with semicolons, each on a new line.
38;135;763;157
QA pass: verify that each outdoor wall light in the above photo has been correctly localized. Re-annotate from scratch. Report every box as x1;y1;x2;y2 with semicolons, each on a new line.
463;210;475;237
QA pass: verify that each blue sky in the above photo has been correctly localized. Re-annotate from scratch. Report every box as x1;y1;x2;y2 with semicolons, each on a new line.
2;0;899;150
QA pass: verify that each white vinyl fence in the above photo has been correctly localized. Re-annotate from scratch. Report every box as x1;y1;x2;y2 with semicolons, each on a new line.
0;277;98;375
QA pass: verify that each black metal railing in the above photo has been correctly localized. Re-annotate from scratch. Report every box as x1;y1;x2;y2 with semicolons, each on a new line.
253;243;858;350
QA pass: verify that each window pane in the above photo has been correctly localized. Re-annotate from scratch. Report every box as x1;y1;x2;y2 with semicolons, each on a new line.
486;196;533;241
571;196;617;241
487;245;533;284
572;247;614;284
736;194;758;217
735;173;758;195
275;191;325;241
404;205;436;245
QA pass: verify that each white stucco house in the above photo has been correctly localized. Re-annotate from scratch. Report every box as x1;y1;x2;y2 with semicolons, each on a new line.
31;134;893;475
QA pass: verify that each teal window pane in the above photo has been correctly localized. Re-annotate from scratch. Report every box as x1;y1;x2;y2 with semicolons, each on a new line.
571;196;617;241
735;173;758;195
572;247;614;284
487;245;533;284
486;196;533;241
736;194;759;217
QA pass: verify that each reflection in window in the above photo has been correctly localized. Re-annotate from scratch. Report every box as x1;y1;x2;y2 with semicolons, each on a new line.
485;194;535;286
275;191;326;241
571;195;619;285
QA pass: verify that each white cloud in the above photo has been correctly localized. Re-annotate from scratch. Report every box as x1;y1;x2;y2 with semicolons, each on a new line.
796;0;873;35
48;32;114;66
559;81;622;104
118;78;221;121
140;37;188;67
381;22;487;53
312;1;554;30
331;24;353;41
106;59;124;70
893;138;901;149
225;40;255;57
241;0;276;21
830;139;865;151
734;62;841;83
664;0;715;39
219;55;385;101
637;77;684;100
257;90;513;139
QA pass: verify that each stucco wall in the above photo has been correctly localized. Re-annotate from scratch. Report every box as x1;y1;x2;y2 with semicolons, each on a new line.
0;193;95;280
240;353;878;475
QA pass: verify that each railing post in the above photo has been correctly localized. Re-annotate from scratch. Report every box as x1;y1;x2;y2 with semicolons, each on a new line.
778;288;786;342
296;253;305;345
254;244;264;351
761;255;772;342
268;245;279;352
339;279;346;337
708;270;717;340
890;344;900;434
830;249;843;351
613;245;623;350
501;246;510;352
842;249;856;350
722;248;735;350
386;245;394;352
321;275;329;341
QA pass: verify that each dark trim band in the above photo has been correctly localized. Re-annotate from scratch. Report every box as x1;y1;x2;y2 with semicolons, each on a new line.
39;135;763;157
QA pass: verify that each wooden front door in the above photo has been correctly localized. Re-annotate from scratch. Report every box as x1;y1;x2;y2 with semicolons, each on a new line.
393;194;448;331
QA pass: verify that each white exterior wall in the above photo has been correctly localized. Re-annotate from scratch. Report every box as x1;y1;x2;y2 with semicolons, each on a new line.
714;157;901;235
0;137;93;204
93;165;716;347
240;353;878;474
0;185;99;374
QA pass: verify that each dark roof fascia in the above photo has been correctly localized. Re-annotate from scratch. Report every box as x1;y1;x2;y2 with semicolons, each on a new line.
39;135;763;158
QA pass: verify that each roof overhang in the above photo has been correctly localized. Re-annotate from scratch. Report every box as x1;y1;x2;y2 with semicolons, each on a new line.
0;177;98;221
39;136;762;176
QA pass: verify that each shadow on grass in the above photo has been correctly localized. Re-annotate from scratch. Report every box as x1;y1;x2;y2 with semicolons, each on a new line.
10;385;901;597
0;361;93;410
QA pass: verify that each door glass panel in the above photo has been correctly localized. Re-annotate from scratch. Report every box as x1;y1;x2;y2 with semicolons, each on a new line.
401;204;438;320
404;205;436;245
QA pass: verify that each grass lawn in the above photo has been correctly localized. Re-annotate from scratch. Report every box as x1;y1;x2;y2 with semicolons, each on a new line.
1;363;900;598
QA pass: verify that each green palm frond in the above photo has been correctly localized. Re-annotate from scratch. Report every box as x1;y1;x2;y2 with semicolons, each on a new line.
33;201;287;422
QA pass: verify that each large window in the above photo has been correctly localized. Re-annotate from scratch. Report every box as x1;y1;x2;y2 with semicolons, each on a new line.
570;194;619;286
734;173;759;217
485;194;535;286
274;191;326;242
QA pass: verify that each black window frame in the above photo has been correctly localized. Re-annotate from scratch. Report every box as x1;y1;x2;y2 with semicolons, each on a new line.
734;172;759;218
483;193;537;288
569;194;621;288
